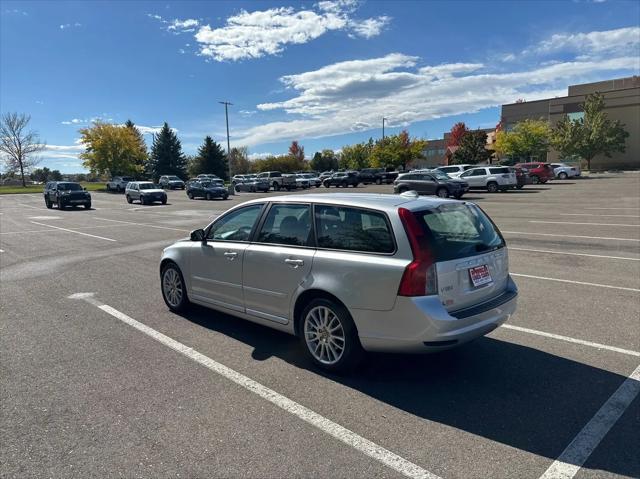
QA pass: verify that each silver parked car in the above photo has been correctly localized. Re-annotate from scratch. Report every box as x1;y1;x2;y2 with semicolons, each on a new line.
159;193;517;372
125;181;167;205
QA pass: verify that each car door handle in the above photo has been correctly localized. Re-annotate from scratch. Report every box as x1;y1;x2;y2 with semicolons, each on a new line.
284;258;304;268
224;251;238;260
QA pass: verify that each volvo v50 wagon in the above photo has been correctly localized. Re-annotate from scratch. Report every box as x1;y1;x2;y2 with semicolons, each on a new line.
159;193;518;372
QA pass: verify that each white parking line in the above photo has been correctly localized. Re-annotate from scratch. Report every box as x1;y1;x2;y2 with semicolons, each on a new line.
530;220;640;228
585;207;640;211
501;325;640;357
511;273;640;292
68;292;440;479
559;213;640;218
508;247;640;261
93;217;190;232
1;224;128;235
30;221;116;242
539;363;640;479
502;231;640;242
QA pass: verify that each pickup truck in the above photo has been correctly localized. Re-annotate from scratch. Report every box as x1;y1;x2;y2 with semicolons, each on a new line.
106;176;134;192
255;171;297;191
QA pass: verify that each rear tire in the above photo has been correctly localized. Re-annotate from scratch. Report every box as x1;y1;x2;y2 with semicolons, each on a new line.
161;262;189;313
531;175;540;184
436;187;449;198
375;178;382;185
299;298;364;374
273;182;280;191
140;196;146;205
516;184;524;190
487;182;499;193
206;193;212;200
84;203;91;209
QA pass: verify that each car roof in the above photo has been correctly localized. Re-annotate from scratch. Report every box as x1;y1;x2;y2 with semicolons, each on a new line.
239;193;458;212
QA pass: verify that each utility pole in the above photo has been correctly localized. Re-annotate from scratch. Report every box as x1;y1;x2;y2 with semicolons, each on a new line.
382;117;386;140
219;101;233;191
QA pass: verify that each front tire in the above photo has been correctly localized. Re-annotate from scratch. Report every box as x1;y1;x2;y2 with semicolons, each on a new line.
559;172;568;180
206;193;212;200
84;203;91;209
273;182;280;191
45;199;53;209
161;262;189;312
126;195;133;204
300;298;363;373
375;178;382;185
531;175;540;184
187;192;194;199
436;187;449;198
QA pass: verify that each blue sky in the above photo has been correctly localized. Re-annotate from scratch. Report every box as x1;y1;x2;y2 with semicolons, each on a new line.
1;0;639;172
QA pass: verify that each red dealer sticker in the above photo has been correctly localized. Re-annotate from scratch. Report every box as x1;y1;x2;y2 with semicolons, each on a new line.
469;265;492;287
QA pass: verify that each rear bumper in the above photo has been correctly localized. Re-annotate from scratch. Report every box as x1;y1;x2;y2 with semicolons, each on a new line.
353;276;518;353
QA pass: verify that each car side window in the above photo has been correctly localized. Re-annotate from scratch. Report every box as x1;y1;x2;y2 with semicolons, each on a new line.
470;169;486;176
206;204;263;242
459;170;472;178
257;204;312;247
315;205;394;254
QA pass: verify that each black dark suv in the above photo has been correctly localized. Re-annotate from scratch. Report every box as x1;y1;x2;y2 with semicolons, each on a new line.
44;181;91;209
323;171;360;188
393;170;468;199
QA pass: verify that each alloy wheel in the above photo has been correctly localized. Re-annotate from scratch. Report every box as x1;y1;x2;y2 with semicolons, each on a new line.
304;306;345;365
162;268;183;308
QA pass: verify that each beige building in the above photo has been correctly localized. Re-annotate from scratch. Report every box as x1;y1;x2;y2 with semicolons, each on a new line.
501;76;640;170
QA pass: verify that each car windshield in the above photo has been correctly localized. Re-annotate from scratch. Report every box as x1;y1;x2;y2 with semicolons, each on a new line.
58;183;82;191
168;176;181;181
413;203;504;262
138;183;157;190
201;181;222;187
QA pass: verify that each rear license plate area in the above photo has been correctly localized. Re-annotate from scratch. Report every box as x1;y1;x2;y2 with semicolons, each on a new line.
469;265;492;287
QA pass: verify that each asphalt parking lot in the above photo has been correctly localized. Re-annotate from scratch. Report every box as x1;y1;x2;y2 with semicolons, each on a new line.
1;173;639;479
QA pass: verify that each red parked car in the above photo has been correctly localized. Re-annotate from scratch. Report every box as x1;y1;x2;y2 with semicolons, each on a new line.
514;162;554;184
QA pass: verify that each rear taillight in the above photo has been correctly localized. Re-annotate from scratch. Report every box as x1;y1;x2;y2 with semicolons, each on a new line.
397;208;437;296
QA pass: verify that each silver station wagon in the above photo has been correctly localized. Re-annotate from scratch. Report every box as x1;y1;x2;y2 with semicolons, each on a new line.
159;193;518;372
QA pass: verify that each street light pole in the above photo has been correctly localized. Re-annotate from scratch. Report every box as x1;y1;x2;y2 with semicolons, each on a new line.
382;117;386;140
219;101;233;191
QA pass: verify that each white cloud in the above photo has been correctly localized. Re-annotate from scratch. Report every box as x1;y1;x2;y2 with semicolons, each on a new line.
61;116;113;125
232;30;638;147
168;18;199;32
5;9;28;16
529;26;640;57
349;15;391;39
192;2;391;62
59;22;82;30
124;124;178;135
248;152;274;160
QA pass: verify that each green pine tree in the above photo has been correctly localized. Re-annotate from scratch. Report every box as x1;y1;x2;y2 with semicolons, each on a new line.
194;136;228;180
147;122;187;181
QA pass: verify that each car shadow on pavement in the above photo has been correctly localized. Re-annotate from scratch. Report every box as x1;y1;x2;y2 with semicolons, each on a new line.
178;304;637;478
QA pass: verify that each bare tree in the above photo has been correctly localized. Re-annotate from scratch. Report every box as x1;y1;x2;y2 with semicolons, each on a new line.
0;112;46;187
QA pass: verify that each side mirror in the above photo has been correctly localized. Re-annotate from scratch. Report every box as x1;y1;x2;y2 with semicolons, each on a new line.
83;187;87;191
190;229;205;242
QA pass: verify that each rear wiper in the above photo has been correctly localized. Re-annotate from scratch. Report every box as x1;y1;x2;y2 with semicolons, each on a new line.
475;243;497;253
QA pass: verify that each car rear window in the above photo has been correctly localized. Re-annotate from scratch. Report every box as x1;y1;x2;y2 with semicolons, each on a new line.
315;205;394;254
489;167;510;174
412;203;504;262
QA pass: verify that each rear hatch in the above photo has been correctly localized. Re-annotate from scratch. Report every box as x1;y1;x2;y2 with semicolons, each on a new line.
408;203;509;312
